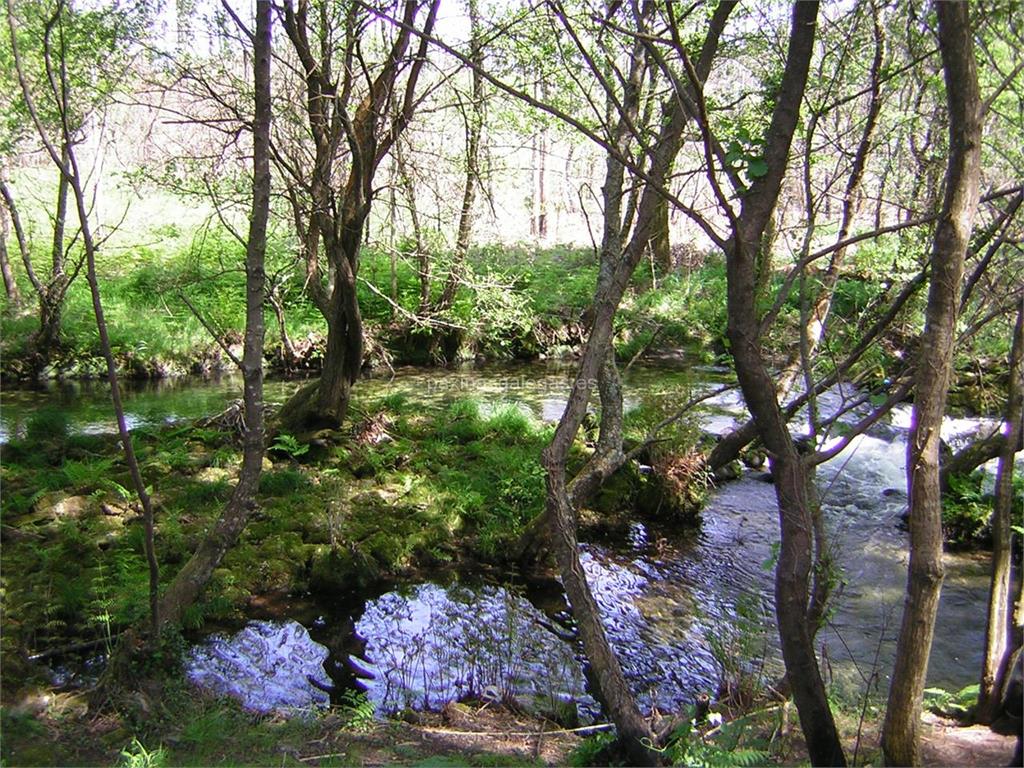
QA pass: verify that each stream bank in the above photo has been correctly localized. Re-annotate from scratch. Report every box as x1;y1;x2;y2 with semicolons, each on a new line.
0;362;1017;765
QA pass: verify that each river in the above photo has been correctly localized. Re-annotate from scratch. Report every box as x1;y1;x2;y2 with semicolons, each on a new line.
0;363;1002;719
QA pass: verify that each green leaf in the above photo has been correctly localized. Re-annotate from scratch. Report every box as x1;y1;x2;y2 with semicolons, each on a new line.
725;140;744;165
746;157;769;179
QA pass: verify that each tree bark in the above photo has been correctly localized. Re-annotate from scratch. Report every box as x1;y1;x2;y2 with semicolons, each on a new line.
158;0;271;626
940;429;1015;491
535;5;736;762
34;143;72;359
882;4;982;763
436;0;484;313
7;0;162;632
649;195;670;275
0;209;19;303
276;0;439;430
719;3;846;765
976;302;1023;723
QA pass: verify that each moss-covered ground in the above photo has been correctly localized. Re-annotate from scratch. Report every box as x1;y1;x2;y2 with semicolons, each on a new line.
0;369;728;766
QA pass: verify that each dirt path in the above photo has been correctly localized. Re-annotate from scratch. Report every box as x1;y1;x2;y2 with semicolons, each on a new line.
920;712;1021;767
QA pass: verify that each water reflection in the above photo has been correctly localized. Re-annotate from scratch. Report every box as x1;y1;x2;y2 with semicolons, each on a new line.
352;583;593;716
187;621;331;714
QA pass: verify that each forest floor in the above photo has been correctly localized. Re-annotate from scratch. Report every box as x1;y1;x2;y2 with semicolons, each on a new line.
1;689;585;767
4;684;1020;767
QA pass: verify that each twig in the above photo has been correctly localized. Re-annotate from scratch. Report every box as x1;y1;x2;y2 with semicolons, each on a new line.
27;635;123;662
852;608;891;766
178;291;242;369
623;324;664;372
416;722;614;737
356;276;465;330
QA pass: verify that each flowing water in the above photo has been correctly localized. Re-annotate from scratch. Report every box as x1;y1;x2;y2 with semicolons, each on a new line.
1;363;1003;718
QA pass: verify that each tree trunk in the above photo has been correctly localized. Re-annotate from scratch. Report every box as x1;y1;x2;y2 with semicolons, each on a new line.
0;180;38;301
722;3;846;765
395;139;430;313
882;5;982;763
34;144;72;358
708;10;884;475
276;0;439;429
976;303;1023;723
315;291;362;426
157;0;271;626
940;429;1014;491
437;0;484;313
0;215;19;304
649;195;670;275
268;287;297;367
533;6;735;761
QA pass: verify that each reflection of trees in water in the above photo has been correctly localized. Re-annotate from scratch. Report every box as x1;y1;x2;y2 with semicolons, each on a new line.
355;583;589;714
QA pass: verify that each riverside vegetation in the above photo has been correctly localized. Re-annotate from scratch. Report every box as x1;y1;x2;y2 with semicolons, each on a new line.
2;0;1023;765
2;240;1020;766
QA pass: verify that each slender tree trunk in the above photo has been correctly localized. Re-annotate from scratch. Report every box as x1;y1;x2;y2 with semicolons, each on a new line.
268;288;297;367
395;140;429;313
157;0;271;626
437;0;483;313
708;9;884;475
882;5;982;763
7;0;162;630
34;145;71;356
388;165;399;306
976;303;1023;723
0;180;39;299
721;4;845;765
536;6;735;762
0;215;19;304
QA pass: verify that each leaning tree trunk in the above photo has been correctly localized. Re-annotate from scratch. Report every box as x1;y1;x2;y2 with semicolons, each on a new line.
882;4;982;764
719;3;845;765
533;5;736;762
157;0;271;627
976;303;1023;723
7;0;163;632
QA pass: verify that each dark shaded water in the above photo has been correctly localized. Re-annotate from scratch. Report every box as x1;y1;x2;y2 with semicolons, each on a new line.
2;363;999;719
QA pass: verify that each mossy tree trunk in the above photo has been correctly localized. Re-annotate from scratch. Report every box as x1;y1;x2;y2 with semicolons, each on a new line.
276;0;439;431
157;0;271;627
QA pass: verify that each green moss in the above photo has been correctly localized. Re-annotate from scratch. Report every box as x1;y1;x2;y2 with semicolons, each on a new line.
258;468;311;496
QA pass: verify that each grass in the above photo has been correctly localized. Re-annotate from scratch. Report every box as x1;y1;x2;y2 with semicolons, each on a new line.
0;183;742;379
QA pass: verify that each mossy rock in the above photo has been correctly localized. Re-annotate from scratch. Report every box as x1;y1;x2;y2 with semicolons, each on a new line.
309;546;363;594
591;462;643;515
364;530;410;571
16;493;98;532
636;472;703;525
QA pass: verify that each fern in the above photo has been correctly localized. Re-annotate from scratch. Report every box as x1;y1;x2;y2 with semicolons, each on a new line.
705;747;770;767
270;433;309;459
